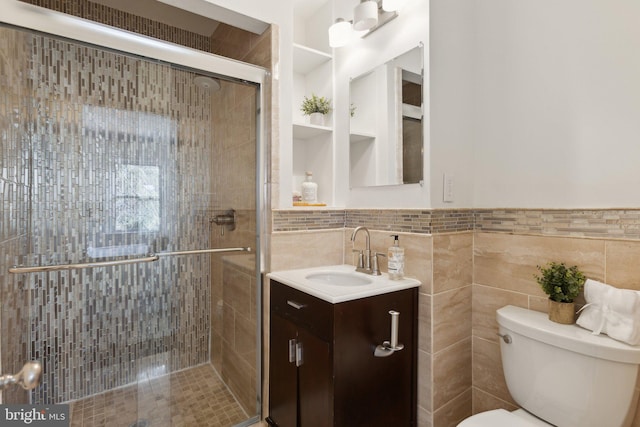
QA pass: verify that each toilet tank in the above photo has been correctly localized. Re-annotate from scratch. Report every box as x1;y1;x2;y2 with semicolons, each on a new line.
497;305;640;427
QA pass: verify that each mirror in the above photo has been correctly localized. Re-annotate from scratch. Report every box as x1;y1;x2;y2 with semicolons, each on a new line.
349;44;424;187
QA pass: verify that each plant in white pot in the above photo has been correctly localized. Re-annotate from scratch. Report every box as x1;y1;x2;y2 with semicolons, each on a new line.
301;93;331;126
535;261;586;324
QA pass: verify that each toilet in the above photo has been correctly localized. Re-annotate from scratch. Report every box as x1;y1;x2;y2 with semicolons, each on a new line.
459;305;640;427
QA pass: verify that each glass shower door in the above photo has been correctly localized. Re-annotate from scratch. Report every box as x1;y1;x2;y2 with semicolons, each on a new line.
0;23;41;407
1;23;260;426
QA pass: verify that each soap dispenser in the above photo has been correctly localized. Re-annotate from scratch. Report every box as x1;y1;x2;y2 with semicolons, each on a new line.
387;234;405;280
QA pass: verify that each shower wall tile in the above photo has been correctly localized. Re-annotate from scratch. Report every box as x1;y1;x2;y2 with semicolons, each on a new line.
206;38;262;417
210;79;258;218
221;256;258;416
1;26;220;404
21;0;212;52
211;23;273;70
0;27;34;405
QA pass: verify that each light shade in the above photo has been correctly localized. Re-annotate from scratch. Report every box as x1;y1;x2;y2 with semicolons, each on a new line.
328;18;353;48
353;0;378;32
382;0;403;12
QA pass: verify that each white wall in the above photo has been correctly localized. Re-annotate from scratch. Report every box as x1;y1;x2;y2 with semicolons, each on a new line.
204;0;640;210
332;0;640;209
471;0;640;208
429;0;476;208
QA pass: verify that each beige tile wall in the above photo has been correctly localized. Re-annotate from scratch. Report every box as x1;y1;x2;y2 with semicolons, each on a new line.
473;232;640;427
218;255;258;415
271;214;640;427
344;229;473;427
343;229;438;425
430;233;473;426
344;230;474;427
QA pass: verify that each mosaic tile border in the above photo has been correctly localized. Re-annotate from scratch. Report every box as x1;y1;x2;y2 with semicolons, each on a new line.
273;208;640;240
474;208;640;240
21;0;212;52
345;209;475;234
272;210;346;231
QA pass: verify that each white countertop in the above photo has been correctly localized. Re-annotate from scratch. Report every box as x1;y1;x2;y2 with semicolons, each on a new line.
267;264;421;304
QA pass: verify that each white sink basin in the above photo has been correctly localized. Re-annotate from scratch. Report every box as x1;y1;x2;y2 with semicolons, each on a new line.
305;271;372;286
268;264;421;304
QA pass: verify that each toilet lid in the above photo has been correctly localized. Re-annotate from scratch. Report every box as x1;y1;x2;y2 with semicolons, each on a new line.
458;409;550;427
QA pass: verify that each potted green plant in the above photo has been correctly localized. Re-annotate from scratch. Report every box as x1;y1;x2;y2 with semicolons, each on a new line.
534;261;586;324
301;94;331;125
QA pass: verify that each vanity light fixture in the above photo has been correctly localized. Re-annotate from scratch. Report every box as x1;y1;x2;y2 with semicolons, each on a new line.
328;0;401;48
328;18;354;48
353;0;378;31
382;0;403;12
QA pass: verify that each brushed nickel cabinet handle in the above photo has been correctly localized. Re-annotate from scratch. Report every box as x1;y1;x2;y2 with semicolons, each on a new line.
287;300;305;310
295;341;303;367
288;339;296;363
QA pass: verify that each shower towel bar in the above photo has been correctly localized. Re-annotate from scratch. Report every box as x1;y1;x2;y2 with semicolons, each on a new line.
8;247;251;274
8;255;160;274
156;247;251;257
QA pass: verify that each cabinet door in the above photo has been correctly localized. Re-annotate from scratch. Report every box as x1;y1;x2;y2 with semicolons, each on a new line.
269;314;298;427
297;327;332;427
333;289;417;426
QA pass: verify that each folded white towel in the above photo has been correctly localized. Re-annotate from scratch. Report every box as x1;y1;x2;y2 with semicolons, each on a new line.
576;279;640;346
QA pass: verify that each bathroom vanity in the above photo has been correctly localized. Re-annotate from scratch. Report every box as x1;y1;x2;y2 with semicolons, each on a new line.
266;265;420;427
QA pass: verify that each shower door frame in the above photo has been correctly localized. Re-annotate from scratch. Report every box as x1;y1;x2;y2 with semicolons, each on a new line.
0;0;268;424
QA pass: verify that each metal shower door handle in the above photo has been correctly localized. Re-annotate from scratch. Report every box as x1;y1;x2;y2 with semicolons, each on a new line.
0;361;42;390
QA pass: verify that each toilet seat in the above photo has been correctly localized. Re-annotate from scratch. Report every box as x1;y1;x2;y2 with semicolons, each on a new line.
457;409;552;427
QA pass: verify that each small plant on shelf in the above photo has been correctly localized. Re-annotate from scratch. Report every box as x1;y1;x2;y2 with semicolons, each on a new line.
300;93;332;116
534;261;586;324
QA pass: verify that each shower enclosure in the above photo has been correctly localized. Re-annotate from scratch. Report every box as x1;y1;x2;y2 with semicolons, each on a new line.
1;2;266;426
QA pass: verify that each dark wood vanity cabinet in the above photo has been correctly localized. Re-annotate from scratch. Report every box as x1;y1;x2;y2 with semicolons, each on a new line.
267;280;418;427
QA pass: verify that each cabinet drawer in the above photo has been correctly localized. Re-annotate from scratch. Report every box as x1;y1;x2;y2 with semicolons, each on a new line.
271;280;333;341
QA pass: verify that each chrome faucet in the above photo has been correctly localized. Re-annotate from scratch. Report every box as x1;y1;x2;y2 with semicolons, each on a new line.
350;226;384;275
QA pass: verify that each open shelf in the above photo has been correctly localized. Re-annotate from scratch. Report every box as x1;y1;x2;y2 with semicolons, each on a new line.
349;131;376;143
293;44;332;75
293;123;332;140
291;0;334;207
